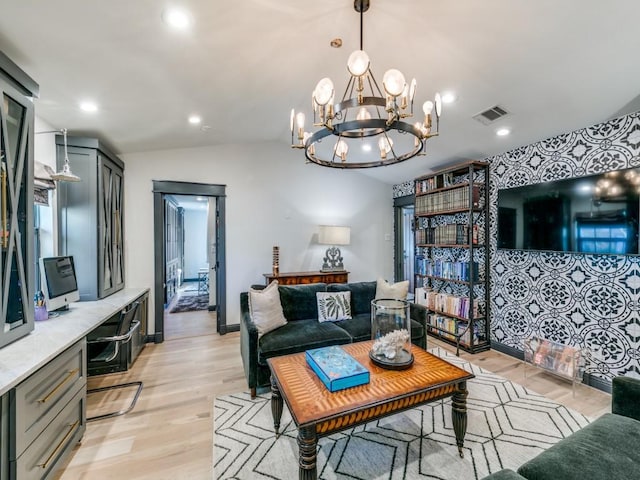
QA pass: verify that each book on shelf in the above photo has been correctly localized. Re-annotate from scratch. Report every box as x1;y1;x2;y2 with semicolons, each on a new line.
415;287;429;306
428;314;480;345
305;345;370;392
415;184;482;215
425;291;483;318
415;228;427;245
414;258;479;282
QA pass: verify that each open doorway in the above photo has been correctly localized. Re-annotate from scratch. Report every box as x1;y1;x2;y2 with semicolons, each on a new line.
163;196;215;303
152;181;228;342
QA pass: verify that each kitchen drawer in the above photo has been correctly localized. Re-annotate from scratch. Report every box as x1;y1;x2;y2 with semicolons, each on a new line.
13;386;85;480
12;340;86;456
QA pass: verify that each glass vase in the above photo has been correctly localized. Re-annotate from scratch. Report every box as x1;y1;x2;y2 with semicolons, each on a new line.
370;298;413;369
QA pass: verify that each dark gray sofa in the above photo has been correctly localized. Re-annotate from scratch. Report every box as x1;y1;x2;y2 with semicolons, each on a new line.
481;376;640;480
240;281;428;397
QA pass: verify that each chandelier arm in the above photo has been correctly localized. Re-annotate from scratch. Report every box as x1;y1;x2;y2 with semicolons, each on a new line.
342;75;356;104
334;96;385;116
331;132;343;163
382;130;397;161
365;68;385;98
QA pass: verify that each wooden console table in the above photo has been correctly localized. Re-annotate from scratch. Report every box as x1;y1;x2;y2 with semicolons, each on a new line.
264;270;349;285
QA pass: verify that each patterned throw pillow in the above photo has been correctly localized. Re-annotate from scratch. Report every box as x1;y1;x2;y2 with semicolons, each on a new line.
375;278;409;300
249;281;287;337
317;291;352;322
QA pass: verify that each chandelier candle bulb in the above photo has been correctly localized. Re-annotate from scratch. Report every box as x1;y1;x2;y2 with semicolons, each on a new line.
400;84;409;110
409;78;417;104
296;112;305;143
347;50;370;76
382;69;406;97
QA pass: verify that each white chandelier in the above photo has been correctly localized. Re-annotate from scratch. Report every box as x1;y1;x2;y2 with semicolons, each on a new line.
290;0;442;169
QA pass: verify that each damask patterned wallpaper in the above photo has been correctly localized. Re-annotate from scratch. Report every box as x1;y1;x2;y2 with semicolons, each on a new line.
394;111;640;386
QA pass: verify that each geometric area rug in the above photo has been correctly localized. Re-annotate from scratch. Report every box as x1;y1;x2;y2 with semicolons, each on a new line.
213;348;593;479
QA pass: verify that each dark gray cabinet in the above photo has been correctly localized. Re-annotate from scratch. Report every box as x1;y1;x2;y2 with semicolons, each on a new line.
56;136;125;300
7;340;86;480
0;52;36;349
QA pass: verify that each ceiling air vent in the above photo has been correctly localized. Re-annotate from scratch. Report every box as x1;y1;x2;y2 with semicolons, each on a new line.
473;105;509;125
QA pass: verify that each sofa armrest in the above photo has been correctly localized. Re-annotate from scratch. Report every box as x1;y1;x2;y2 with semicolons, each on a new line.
480;469;527;480
410;302;428;349
239;292;259;396
612;376;640;421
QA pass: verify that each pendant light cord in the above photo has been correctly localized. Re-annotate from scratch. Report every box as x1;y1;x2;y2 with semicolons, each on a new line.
63;128;70;164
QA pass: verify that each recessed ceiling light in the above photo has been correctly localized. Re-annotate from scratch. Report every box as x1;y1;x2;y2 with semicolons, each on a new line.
362;144;372;152
496;128;511;137
441;92;457;104
162;8;192;30
79;101;98;113
188;115;202;125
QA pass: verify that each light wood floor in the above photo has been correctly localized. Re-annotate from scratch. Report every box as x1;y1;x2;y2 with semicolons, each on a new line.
57;310;611;479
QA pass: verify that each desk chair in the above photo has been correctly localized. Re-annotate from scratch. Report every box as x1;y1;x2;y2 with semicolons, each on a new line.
87;301;143;422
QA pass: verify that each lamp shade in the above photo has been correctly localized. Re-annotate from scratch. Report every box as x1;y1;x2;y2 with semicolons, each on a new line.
318;225;350;245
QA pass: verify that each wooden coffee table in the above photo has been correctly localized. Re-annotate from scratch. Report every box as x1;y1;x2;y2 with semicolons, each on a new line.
267;340;475;479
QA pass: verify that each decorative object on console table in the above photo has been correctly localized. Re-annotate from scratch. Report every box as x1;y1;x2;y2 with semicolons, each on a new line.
318;225;350;272
370;298;413;369
305;345;370;392
272;245;279;275
263;270;349;286
414;160;490;355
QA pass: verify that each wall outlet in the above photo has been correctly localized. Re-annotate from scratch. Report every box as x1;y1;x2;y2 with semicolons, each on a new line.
384;233;391;241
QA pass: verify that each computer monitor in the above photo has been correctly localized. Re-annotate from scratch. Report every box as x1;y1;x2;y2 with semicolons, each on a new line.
39;256;80;311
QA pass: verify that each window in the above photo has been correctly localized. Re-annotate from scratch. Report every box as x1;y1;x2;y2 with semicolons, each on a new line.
576;220;632;254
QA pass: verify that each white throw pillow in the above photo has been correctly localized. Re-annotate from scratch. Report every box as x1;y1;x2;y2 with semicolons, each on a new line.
375;278;409;300
317;291;352;322
249;281;287;337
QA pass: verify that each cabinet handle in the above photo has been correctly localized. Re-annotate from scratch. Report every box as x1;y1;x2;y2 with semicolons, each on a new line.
38;368;80;404
37;420;79;469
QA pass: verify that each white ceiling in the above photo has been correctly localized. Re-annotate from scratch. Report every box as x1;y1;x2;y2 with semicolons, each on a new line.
2;0;640;184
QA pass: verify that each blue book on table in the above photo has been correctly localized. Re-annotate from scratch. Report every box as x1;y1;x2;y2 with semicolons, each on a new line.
305;345;370;392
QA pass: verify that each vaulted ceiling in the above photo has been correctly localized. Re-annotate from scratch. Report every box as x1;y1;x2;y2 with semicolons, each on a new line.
1;1;639;184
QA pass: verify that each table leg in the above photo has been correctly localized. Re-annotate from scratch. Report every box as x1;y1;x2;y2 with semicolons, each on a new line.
451;380;469;458
270;375;283;437
297;425;317;480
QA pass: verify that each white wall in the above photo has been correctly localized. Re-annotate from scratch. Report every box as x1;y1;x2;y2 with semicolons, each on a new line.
123;141;394;333
183;207;208;279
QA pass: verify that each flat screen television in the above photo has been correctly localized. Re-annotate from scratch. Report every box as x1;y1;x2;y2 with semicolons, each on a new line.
39;256;80;311
497;167;640;255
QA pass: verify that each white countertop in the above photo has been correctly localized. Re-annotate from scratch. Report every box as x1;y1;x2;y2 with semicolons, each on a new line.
0;287;150;396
